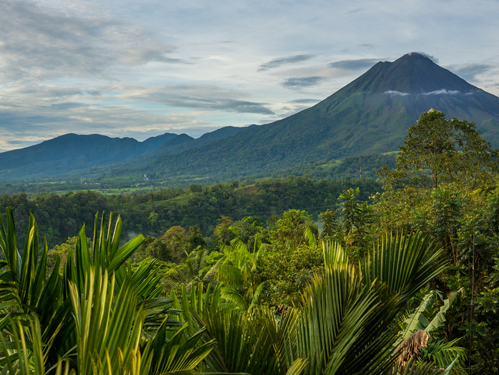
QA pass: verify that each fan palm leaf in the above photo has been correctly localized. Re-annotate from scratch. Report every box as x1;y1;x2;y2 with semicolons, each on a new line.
281;233;447;375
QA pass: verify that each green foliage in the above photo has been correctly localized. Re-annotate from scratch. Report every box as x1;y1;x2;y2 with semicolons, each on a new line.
131;236;169;263
283;233;447;375
379;109;499;189
370;112;499;374
338;187;374;255
1;204;465;375
0;176;381;247
258;215;323;305
270;153;398;181
7;108;498;373
47;236;79;273
213;216;236;246
270;209;316;246
216;239;267;311
167;230;451;375
0;208;213;374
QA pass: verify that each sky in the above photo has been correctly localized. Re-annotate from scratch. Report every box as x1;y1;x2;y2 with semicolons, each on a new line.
1;0;499;152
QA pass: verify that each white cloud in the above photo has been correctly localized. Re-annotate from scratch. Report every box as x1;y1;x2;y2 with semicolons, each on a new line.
109;84;274;114
258;55;315;71
385;90;410;96
0;0;181;82
2;0;499;151
423;89;460;95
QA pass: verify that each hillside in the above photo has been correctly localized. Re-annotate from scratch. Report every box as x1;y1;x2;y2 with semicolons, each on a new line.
0;132;177;180
152;126;247;157
3;52;499;185
122;53;499;181
0;125;250;182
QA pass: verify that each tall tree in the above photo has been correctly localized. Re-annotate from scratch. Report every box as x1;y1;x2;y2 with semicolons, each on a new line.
379;109;499;189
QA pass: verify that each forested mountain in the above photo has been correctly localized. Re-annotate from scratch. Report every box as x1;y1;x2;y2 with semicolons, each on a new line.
154;133;194;153
0;126;249;182
3;53;499;187
117;52;499;182
0;132;178;180
152;126;247;157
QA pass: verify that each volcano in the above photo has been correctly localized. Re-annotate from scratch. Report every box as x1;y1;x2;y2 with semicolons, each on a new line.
133;52;499;180
3;53;499;182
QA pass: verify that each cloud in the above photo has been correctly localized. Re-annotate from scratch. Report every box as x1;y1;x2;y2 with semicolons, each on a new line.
346;7;363;14
409;52;439;63
0;0;183;82
0;82;274;147
220;100;274;114
112;84;274;115
423;89;460;95
384;90;410;96
281;76;324;89
275;58;383;84
454;63;493;82
0;79;277;151
329;58;379;70
258;54;315;72
384;89;464;96
50;102;88;110
289;98;321;103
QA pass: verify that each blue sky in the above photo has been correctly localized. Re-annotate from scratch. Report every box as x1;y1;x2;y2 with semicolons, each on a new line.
1;0;498;151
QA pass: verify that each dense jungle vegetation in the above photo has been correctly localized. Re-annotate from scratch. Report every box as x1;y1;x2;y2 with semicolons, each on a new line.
1;110;499;374
0;151;394;196
0;177;380;247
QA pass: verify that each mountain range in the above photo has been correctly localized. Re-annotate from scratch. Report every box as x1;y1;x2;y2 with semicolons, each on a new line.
2;52;499;183
0;126;251;180
0;133;174;180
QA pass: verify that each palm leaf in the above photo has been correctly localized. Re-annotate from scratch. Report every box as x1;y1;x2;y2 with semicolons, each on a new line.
69;266;144;374
362;232;447;306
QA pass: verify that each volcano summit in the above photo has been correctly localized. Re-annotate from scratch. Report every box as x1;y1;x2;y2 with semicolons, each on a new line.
132;52;499;180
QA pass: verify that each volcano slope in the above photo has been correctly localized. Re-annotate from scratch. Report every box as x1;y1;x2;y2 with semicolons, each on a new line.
121;53;499;181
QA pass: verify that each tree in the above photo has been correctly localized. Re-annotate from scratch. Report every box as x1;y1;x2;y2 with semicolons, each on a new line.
379;109;499;189
212;215;235;246
319;209;344;246
338;188;374;256
216;239;267;311
189;184;203;193
162;226;188;262
270;209;317;247
47;236;79;273
229;216;265;251
148;211;159;229
186;225;206;251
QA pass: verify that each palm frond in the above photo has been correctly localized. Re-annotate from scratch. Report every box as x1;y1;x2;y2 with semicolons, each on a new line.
292;245;381;375
304;226;318;248
421;339;467;374
362;231;448;307
69;266;144;374
220;285;248;311
217;264;244;289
